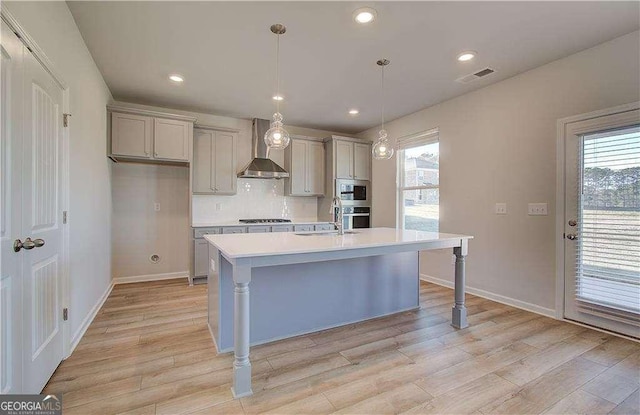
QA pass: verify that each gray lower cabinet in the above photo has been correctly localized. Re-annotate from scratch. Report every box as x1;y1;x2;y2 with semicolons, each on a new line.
315;223;335;231
294;224;314;232
193;227;221;280
247;226;270;233
222;227;247;234
271;225;294;233
194;239;209;277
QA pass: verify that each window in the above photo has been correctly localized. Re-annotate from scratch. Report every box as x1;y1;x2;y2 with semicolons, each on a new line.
397;129;439;232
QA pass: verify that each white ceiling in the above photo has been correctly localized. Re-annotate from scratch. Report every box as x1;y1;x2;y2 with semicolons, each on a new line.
68;1;639;134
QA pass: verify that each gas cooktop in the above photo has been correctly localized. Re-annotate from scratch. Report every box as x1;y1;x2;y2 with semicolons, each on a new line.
238;218;292;224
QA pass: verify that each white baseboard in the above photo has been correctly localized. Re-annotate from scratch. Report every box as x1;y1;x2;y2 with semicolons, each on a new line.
112;271;189;285
68;282;114;355
420;274;556;319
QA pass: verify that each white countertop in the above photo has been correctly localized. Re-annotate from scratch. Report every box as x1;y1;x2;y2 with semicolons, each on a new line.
192;220;331;227
204;227;473;259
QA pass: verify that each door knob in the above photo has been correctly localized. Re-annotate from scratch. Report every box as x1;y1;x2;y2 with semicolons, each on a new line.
568;220;577;227
17;237;45;251
566;233;578;240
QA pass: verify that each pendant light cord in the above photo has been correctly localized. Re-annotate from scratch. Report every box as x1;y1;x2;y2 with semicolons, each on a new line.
276;33;280;114
380;64;385;131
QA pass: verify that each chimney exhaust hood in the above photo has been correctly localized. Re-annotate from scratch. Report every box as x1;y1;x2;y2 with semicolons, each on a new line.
237;118;290;179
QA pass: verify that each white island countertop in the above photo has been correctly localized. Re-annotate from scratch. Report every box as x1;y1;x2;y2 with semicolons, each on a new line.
204;227;473;259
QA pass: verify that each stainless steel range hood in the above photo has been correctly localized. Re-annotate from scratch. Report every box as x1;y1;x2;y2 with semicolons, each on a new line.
237;118;290;179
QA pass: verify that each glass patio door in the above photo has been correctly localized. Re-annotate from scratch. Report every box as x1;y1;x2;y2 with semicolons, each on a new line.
564;110;640;338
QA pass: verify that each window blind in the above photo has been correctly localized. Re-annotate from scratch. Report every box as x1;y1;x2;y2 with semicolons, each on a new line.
397;128;439;150
576;125;640;325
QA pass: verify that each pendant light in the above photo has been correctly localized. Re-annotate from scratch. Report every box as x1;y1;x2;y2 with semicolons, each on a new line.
264;24;291;151
372;59;394;160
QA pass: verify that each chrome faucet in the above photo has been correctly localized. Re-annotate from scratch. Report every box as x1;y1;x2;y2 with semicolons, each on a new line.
331;196;344;235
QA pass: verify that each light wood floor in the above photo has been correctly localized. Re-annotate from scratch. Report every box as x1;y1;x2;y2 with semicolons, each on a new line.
44;279;640;415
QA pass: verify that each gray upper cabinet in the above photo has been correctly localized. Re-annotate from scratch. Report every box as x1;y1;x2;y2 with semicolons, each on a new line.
335;140;371;180
285;138;325;196
154;118;190;161
353;142;371;180
335;140;354;179
193;128;237;195
108;107;195;163
111;112;153;159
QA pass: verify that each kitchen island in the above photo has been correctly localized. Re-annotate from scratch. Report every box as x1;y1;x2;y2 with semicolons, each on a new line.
204;227;473;398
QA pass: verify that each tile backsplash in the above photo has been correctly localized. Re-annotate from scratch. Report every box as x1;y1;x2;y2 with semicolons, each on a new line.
192;179;319;224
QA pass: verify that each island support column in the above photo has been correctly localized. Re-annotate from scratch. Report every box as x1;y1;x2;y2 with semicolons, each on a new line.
232;264;253;398
452;239;469;329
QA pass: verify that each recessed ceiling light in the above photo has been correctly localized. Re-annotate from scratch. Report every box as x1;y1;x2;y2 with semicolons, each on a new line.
169;74;184;83
348;109;360;115
272;95;284;101
457;51;476;62
353;7;377;24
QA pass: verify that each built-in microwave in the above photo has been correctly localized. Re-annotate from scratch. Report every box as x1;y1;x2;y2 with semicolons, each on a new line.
342;206;371;230
336;179;370;205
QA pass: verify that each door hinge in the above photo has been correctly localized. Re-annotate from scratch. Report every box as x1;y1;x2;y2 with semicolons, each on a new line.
63;211;68;224
63;308;68;321
63;113;71;127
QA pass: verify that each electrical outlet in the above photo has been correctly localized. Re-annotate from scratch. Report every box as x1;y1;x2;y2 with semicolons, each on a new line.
495;203;507;215
528;203;548;216
215;203;222;211
154;202;160;212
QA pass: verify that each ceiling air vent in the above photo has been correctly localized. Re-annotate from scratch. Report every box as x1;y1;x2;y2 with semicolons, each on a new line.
456;67;496;84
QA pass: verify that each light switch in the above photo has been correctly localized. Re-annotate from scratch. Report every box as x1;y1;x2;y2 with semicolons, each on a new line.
154;202;160;212
528;203;548;216
215;203;222;211
495;203;507;215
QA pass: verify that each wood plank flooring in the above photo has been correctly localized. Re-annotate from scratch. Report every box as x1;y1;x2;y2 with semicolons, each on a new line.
44;279;640;415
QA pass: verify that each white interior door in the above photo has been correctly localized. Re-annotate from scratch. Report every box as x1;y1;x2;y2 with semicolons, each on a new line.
21;43;66;393
1;19;25;395
563;107;640;338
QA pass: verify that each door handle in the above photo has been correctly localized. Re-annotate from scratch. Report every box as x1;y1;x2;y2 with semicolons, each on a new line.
566;233;578;240
15;237;45;252
568;220;577;227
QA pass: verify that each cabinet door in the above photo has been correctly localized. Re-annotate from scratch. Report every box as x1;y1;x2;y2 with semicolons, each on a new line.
335;141;354;179
353;142;371;180
271;225;293;232
192;129;214;193
194;239;209;277
213;132;237;194
111;112;152;158
154;118;190;161
289;140;308;195
247;226;270;233
307;141;325;195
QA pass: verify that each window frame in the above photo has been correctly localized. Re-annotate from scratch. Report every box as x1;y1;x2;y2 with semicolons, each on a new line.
396;129;440;230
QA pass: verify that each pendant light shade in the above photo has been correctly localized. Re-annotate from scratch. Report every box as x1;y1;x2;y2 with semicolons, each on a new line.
264;112;290;150
372;128;393;160
265;24;290;151
372;59;394;160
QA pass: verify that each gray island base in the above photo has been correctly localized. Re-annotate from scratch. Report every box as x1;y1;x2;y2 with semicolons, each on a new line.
204;228;473;398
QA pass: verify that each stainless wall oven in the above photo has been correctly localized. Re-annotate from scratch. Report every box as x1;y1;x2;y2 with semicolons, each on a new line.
336;179;370;206
342;206;371;230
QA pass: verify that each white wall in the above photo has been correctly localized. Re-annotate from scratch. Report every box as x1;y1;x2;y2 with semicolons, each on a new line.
111;163;189;278
361;31;640;313
4;2;113;342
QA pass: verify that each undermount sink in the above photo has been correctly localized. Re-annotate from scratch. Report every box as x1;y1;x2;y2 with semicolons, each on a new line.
294;230;360;236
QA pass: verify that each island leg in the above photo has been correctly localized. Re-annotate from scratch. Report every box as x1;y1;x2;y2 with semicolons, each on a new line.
232;265;252;398
452;242;469;329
